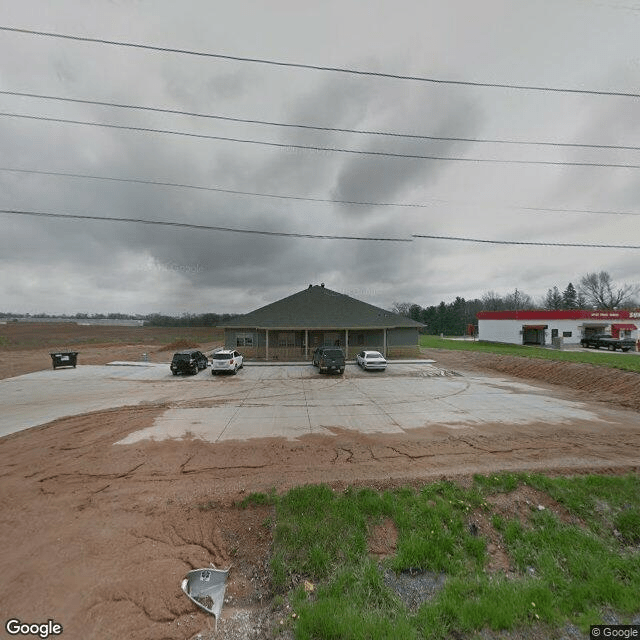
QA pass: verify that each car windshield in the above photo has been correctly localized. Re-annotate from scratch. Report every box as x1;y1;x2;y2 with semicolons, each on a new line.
367;353;384;358
213;353;232;360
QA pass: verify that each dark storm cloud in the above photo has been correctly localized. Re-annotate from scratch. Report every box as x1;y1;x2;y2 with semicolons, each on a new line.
1;1;639;314
330;90;483;207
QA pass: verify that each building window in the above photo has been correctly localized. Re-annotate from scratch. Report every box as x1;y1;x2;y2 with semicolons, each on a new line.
236;333;254;347
324;332;341;346
551;329;559;338
563;331;572;338
278;332;295;347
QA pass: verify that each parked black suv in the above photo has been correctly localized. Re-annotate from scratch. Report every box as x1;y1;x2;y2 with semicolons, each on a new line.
170;350;208;375
313;346;345;374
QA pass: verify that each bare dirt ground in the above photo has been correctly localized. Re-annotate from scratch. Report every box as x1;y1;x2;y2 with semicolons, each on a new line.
0;323;223;380
1;326;639;639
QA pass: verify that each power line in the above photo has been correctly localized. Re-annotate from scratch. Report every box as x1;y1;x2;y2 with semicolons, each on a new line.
1;209;637;248
2;89;639;152
412;234;640;249
2;166;640;217
4;111;640;170
1;25;638;99
3;166;434;208
0;209;412;242
4;165;640;217
516;204;640;217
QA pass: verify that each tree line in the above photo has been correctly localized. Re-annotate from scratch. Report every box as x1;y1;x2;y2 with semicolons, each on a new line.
392;271;639;335
142;313;236;326
0;311;236;326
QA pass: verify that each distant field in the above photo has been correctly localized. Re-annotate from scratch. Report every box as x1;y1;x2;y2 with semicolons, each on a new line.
420;335;640;374
0;322;224;350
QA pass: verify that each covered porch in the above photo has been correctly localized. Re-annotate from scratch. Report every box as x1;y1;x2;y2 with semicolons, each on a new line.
225;328;390;361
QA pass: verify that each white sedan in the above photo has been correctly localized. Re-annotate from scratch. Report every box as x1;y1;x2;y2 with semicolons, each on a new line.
211;349;244;374
356;350;387;370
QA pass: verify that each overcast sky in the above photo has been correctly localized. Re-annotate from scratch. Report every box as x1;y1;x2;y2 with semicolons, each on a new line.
1;0;639;315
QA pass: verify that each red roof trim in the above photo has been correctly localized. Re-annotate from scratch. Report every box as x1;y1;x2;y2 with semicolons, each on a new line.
477;310;640;321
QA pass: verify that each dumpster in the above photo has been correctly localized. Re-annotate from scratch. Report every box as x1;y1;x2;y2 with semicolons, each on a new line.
50;352;78;369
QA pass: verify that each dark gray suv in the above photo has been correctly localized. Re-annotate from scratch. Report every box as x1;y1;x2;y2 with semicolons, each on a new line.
170;350;208;375
312;346;345;374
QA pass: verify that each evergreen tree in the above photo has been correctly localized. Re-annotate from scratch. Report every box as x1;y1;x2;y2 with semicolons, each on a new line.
562;282;578;309
544;286;563;310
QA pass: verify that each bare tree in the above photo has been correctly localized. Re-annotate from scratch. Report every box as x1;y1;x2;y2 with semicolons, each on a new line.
481;290;505;311
391;302;412;317
503;288;535;310
578;271;639;309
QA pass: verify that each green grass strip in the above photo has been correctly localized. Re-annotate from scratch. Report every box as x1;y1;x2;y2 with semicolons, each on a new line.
420;334;640;373
262;474;640;638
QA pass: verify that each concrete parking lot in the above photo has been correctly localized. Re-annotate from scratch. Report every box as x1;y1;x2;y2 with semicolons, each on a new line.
1;361;630;442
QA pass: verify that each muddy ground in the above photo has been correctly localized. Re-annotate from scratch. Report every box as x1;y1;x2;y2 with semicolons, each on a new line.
0;327;639;639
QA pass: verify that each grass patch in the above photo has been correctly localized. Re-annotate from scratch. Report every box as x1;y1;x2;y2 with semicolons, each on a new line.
420;334;640;373
265;474;640;638
238;488;278;509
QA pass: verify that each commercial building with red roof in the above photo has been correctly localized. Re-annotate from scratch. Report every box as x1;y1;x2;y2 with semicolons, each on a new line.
477;309;639;346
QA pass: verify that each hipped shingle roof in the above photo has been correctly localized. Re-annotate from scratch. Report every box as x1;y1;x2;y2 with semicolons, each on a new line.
218;285;423;329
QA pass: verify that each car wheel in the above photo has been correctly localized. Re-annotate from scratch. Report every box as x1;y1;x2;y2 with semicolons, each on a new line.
172;371;178;376
623;348;630;352
232;365;238;375
608;345;615;351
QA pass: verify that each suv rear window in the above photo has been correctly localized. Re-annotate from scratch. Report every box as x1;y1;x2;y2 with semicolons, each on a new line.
213;353;232;360
172;353;192;361
322;349;343;357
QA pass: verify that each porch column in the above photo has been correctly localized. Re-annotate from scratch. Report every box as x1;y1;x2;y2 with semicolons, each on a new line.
265;329;269;361
345;328;349;359
305;329;308;360
383;328;387;357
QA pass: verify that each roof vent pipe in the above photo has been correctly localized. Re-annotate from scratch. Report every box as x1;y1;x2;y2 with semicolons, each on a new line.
321;282;325;287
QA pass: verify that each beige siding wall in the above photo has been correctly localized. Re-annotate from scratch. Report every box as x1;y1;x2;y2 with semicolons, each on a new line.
387;345;420;358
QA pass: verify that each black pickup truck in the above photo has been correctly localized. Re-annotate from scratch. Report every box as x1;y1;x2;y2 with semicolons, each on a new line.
580;334;635;352
313;346;345;374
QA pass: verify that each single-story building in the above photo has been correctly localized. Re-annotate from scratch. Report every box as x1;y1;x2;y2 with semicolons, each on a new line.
217;284;424;360
477;309;640;346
